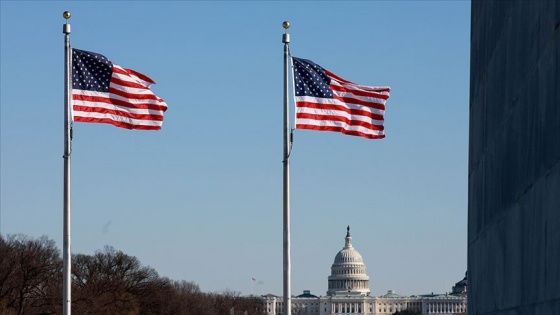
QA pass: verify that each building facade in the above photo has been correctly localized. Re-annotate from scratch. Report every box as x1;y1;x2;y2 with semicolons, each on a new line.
263;227;466;315
468;1;560;314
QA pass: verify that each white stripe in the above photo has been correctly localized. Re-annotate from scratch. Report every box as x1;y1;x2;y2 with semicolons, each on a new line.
127;74;153;88
329;78;390;97
332;90;387;107
73;100;166;116
296;107;384;125
295;118;385;136
295;96;385;116
73;89;167;107
72;111;163;127
113;65;154;88
110;79;164;98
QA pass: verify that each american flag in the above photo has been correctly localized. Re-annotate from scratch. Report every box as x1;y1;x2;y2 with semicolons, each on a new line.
72;49;168;130
292;57;390;139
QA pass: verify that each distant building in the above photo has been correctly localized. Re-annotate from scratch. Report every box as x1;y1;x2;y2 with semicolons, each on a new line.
263;227;466;314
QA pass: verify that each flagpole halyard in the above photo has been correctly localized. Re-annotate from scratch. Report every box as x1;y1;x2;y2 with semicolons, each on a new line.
282;20;292;315
62;11;72;315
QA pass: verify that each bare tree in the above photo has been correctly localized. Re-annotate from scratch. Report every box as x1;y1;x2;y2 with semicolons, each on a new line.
0;235;17;313
0;235;61;315
0;235;266;315
72;245;159;314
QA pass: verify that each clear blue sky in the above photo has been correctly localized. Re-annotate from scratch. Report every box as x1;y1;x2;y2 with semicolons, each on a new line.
1;1;470;298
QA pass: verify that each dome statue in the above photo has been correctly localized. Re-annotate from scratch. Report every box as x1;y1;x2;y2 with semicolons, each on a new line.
327;226;370;296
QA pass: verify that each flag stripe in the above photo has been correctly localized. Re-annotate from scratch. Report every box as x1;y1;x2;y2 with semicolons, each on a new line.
73;92;167;111
330;82;390;101
295;99;385;121
296;122;385;139
71;48;167;130
108;86;164;102
326;70;390;95
73;117;163;130
73;105;164;121
292;57;390;139
119;67;155;86
296;113;384;130
332;94;386;111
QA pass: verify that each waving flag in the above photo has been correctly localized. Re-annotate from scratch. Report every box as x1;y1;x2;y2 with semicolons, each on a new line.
72;49;168;130
292;57;390;139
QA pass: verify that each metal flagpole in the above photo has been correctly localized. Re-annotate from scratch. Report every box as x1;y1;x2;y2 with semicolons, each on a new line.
62;11;72;315
282;21;292;315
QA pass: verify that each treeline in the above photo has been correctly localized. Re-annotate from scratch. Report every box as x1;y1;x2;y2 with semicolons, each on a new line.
0;234;265;315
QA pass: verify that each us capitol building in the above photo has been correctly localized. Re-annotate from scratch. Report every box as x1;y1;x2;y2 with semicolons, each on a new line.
263;227;467;315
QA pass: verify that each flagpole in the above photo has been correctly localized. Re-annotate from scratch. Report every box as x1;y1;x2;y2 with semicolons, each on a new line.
62;11;72;315
282;21;291;315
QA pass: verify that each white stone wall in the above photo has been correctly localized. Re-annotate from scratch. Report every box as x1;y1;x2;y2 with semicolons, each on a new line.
263;294;466;315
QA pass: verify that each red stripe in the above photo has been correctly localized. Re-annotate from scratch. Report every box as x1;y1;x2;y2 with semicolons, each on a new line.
332;95;386;111
296;113;384;131
325;69;354;85
108;87;164;103
73;105;164;121
119;67;155;84
326;69;391;93
73;117;162;130
73;94;167;111
296;124;385;139
111;76;151;90
296;101;384;121
330;84;390;100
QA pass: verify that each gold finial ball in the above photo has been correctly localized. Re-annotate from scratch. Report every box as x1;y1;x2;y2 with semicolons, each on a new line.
63;11;71;20
282;21;290;29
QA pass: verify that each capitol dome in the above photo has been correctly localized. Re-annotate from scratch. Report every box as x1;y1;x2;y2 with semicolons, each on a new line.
334;243;364;264
327;226;370;296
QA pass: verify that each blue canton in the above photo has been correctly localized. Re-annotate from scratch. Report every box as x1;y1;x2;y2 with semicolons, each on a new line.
292;57;333;98
72;49;113;92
